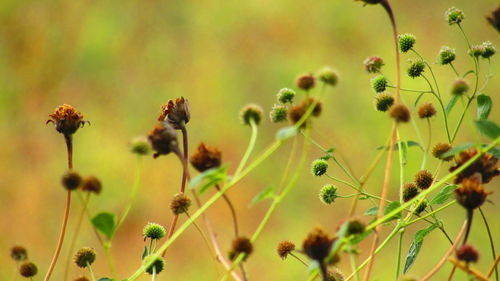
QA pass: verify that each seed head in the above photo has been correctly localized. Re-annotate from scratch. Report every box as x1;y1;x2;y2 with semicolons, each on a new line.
73;277;90;281
148;122;179;158
46;104;88;136
11;246;28;261
74;247;96;268
303;98;322;117
277;241;295;259
450;79;469;96
311;159;328;176
468;45;485;58
158;97;190;129
130;136;150;155
302;227;334;262
415;170;433;190
389;104;411;123
145;257;165;275
371;75;387;93
398;34;416;53
486;6;500;32
269;104;288;123
374;93;394;112
449;149;499;184
81;176;102;194
432;142;453;161
481;41;496;59
62;171;82;191
438;46;456;65
277;88;296;104
418;102;436;119
170;193;191;215
230;237;253;260
454;175;491;210
19;262;37;277
240;104;263;126
346;219;366;236
288;104;306;126
190;142;222;172
402;183;419;202
413;199;428;215
317;67;339;86
364;56;384;73
319;184;337;205
143;222;166;240
445;7;465;25
407;59;425;78
296;74;316;91
456;244;479;263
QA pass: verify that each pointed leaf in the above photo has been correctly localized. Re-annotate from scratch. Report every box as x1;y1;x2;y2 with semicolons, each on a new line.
476;94;492;120
474;120;500;140
249;186;275;207
429;184;458;205
403;223;439;273
445;95;459;116
376;141;422;151
365;201;401;221
91;212;117;239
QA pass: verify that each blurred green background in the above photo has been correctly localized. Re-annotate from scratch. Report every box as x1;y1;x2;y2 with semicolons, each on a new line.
0;0;498;280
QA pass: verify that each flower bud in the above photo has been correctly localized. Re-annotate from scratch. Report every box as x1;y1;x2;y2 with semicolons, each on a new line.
468;45;485;58
389;104;411;123
418;102;436;119
398;34;416;53
74;247;96;268
277;88;296;104
240;104;263;126
46;104;89;136
317;67;339;86
407;59;425;78
402;183;419;202
143;222;166;240
432;142;453;161
296;74;316;91
81;176;102;194
413;199;428;215
374;93;394;112
438;46;456;65
371;75;387;93
269;104;288;123
319;184;337;205
481;41;496;59
346;219;366;236
302;227;334;262
230;237;253;260
277;241;295;259
11;246;28;261
311;159;328;176
445;7;465;25
363;56;384;73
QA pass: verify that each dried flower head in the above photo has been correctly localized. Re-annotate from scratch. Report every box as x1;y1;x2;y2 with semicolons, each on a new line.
319;184;338;205
302;227;334;262
445;7;465;25
449;149;499;184
317;67;339;86
415;170;433;190
19;262;38;277
303;98;322;117
468;45;485;58
148;122;179;158
389;104;411;123
130;136;150;155
432;142;453;161
346;219;366;236
74;247;96;268
371;75;387;93
230;237;253;260
403;183;419;202
454;175;491;210
456;244;479;263
398;34;416;53
407;59;425;78
269;104;288;123
62;171;82;191
311;159;328;176
170;193;191;215
277;88;296;104
46;104;89;136
158;97;190;129
240;104;264;126
413;199;428;215
190;142;222;172
143;222;166;240
374;93;394;112
277;241;295;259
81;176;102;194
364;56;384;73
296;74;316;91
11;246;28;261
418;102;437;119
438;46;456;65
486;6;500;32
451;79;470;96
145;257;165;275
481;41;496;59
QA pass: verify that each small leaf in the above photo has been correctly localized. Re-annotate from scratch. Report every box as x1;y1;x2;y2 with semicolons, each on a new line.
320;147;336;161
429;184;458;205
376;141;423;151
365;201;401;221
414;92;427;107
445;95;459;116
91;212;116;239
403;223;439;273
476;94;492;120
440;143;475;159
474;120;500;140
276;126;297;141
97;278;113;281
399;141;408;166
249;186;275;207
463;69;475;78
190;165;228;194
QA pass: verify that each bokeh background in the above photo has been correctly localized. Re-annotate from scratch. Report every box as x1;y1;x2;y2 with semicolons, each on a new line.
0;0;498;280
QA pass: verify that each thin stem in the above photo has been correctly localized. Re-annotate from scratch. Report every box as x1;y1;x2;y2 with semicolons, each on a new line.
215;184;239;236
387;85;431;93
449;62;460;78
411;49;441;97
463;209;473;245
421;74;451;143
290;252;308;267
64;134;73;170
406;200;456;225
349;251;360;281
116;155;144;230
423;118;432;169
87;262;96;281
448;258;490;281
479;208;498;281
395;230;404;280
234;119;258;177
488;255;500;278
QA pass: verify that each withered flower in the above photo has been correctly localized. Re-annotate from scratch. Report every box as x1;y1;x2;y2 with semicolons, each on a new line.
302;227;334;262
454;175;491;210
148;122;179;158
46;104;89;135
449;149;499;184
19;262;38;277
158;97;190;129
170;193;191;215
277;241;295;259
190;142;222;172
303;98;323;117
432;142;453;161
418;102;437;119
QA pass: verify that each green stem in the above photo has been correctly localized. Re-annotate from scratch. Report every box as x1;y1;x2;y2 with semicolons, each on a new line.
421;74;451;143
406;200;456;225
87;262;96;281
349;250;360;281
449;63;460;78
387;85;431;93
116;155;144;231
234;119;258;177
411;49;441;97
395;230;404;280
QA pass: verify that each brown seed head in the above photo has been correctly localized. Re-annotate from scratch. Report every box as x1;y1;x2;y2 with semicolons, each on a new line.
402;183;419;202
170;193;191;215
414;170;433;190
148;122;179;158
277;241;295;259
456;244;479;263
46;104;88;135
74;277;90;281
454;175;491;210
62;171;82;191
296;74;316;91
81;176;102;194
288;104;306;126
346;219;366;236
418;102;437;119
303;98;323;117
230;237;253;260
158;97;190;129
389;104;411;123
449;149;499;184
74;247;96;268
302;227;334;262
10;246;28;261
19;262;37;277
190;142;222;172
432;142;453;161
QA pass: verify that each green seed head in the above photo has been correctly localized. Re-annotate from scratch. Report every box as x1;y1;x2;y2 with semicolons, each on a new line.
445;7;465;25
277;88;296;104
364;56;384;73
74;247;96;268
407;59;425;78
240;104;263;126
438;46;456;65
145;257;166;275
130;136;151;155
317;67;339;86
346;219;366;236
143;222;166;240
371;75;387;93
269;104;288;123
398;34;416;53
451;79;469;96
374;93;394;112
481;41;496;59
311;159;328;176
319;184;337;204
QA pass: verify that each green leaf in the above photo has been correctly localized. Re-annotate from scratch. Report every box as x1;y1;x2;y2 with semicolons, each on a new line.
463;69;475;78
403;223;439;273
276;126;297;141
476;94;492;120
376;141;423;151
91;212;116;240
320;147;336;161
97;278;113;281
429;184;458;205
474;120;500;140
399;140;408;166
445;95;459;116
414;92;427;107
440;143;475;159
190;165;228;194
365;201;401;221
249;186;275;207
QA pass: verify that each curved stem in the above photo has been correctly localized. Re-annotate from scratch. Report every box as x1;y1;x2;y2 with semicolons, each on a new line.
87;262;96;281
479;208;498;281
421;74;451;143
234;119;258;177
290;252;308;267
463;209;473;245
215;184;239;236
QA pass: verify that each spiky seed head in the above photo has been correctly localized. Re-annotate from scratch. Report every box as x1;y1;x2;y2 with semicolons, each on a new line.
407;59;425;78
81;176;102;194
317;67;339;86
130;136;150;155
438;46;456;65
277;241;295;259
240;104;263;126
456;244;479;263
230;237;253;260
46;104;88;136
413;199;428;215
143;222;166;240
418;102;437;119
389;104;411;123
277;88;296;104
145;257;165;275
11;246;28;261
364;56;384;73
311;159;328;176
486;6;500;32
346;219;366;236
432;142;453;161
19;262;38;277
398;34;416;53
481;41;496;59
269;104;288;123
468;45;485;58
74;247;96;268
415;170;434;190
302;227;334;262
454;175;490;210
445;7;465;25
296;74;316;91
374;93;394;112
170;193;191;215
319;184;337;205
451;79;469;96
62;171;82;191
371;75;387;93
402;183;419;202
190;142;222;172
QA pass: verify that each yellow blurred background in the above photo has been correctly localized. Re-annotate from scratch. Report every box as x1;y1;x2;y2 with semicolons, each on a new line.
0;0;498;280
